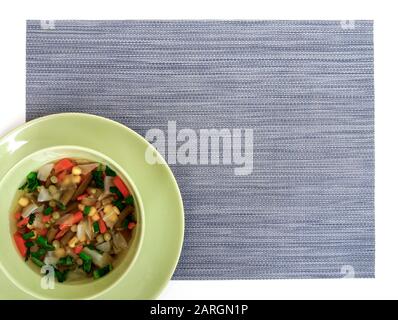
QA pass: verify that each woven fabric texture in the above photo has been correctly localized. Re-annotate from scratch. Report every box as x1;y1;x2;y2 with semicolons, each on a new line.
26;20;374;279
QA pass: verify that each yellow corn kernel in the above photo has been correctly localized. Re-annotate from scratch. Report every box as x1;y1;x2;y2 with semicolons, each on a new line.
48;185;58;195
50;176;58;184
103;232;112;242
55;248;66;258
52;240;60;249
87;188;97;195
88;207;97;217
106;212;118;223
18;197;30;207
72;166;82;176
104;204;113;215
72;175;82;184
91;213;100;222
49;200;57;208
68;236;79;248
62;175;72;186
52;211;60;220
96;234;104;243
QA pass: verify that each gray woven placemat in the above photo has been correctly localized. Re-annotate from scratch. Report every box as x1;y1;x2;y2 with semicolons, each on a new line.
26;20;374;279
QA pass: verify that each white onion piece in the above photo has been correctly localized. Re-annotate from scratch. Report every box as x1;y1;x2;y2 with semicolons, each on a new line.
38;188;52;202
85;217;93;240
44;251;59;265
104;176;114;194
113;232;128;251
79;163;99;175
32;213;44;229
37;163;54;181
98;176;114;201
22;203;39;218
76;220;86;242
82;247;112;268
55;213;72;225
103;211;117;229
96;241;111;253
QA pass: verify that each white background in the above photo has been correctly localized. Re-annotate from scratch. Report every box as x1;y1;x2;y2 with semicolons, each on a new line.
0;0;397;300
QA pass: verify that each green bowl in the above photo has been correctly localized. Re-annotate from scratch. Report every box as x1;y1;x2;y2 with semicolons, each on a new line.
0;113;184;299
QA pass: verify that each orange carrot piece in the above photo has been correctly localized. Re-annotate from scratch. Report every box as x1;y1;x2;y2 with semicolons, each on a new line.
54;158;74;174
39;229;48;236
42;215;51;223
17;217;29;228
72;211;83;224
57;170;67;182
14;232;27;257
113;176;129;198
59;211;83;230
74;245;83;254
77;193;87;201
99;218;107;234
55;228;69;239
128;222;136;230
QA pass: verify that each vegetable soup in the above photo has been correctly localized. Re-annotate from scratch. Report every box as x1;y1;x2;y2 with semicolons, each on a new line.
12;158;137;283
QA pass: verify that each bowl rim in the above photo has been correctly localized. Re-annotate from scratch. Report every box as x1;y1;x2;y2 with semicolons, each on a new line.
0;113;185;299
4;145;145;299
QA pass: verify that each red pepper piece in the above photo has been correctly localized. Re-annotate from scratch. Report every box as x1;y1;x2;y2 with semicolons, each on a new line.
113;176;129;198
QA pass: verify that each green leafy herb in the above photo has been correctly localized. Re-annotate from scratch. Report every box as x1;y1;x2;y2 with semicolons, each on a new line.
25;241;34;248
31;256;45;267
122;218;129;229
92;221;99;233
36;236;55;251
22;231;35;240
28;214;36;225
55;269;68;283
43;207;53;216
58;255;74;266
83;260;92;273
105;166;116;177
93;264;113;279
79;252;92;273
110;186;123;199
83;206;91;216
25;247;31;261
18;182;28;191
112;199;126;211
84;244;96;251
19;172;40;193
125;195;134;205
122;212;135;229
56;201;66;211
92;170;104;189
79;252;92;262
31;248;46;259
